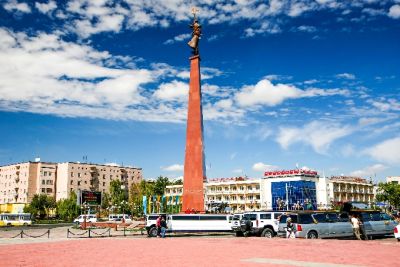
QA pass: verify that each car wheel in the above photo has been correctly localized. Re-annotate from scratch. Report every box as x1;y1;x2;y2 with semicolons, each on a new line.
148;227;158;237
261;228;274;238
235;231;243;237
307;231;318;239
397;238;400;242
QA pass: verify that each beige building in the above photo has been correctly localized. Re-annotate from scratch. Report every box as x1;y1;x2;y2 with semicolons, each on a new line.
0;161;57;205
386;176;400;184
56;162;142;201
0;161;143;206
165;177;261;212
327;176;374;204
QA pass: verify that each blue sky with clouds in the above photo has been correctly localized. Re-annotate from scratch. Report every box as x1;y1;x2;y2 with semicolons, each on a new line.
0;0;399;181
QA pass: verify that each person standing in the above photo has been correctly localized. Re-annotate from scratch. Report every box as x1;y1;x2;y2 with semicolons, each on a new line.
160;217;168;238
286;217;296;238
358;215;369;241
156;215;162;238
351;214;361;240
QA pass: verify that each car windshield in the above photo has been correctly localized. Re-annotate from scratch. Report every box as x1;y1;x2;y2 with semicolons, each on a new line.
233;215;241;220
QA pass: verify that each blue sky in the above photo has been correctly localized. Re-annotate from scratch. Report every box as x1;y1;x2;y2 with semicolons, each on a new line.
0;0;399;182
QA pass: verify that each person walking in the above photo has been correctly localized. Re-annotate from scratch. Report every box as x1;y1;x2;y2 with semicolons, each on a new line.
160;217;168;238
286;217;296;238
351;214;361;240
358;215;369;240
156;215;162;238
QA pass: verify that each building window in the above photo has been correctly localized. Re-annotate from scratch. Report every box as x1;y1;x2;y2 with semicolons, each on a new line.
77;181;81;186
70;180;73;185
42;180;45;185
46;188;52;193
41;188;46;193
71;172;74;177
103;182;106;186
78;173;81;178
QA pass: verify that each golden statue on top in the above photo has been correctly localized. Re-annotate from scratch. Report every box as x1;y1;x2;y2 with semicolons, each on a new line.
188;7;201;55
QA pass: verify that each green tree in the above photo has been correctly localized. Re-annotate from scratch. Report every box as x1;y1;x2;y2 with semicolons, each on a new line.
101;192;111;210
110;180;128;213
129;182;142;217
24;194;56;219
376;182;400;209
172;179;183;185
154;176;170;196
56;192;80;221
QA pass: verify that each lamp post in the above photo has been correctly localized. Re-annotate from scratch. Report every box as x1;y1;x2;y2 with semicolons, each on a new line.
120;200;128;223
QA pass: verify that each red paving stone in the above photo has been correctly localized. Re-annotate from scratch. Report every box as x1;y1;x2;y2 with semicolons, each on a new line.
0;237;398;267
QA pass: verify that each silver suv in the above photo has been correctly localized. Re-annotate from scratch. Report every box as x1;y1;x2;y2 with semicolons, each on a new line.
277;211;397;239
233;211;283;238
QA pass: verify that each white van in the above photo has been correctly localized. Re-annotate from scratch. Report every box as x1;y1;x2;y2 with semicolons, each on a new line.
74;214;97;223
108;214;132;223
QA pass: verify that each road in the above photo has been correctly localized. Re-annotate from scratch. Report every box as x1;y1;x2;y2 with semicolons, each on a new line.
0;226;398;266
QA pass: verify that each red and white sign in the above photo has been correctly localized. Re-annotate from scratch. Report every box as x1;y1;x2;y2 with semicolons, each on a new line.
264;169;318;177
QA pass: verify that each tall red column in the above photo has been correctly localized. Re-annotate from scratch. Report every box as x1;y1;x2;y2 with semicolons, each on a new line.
182;55;205;213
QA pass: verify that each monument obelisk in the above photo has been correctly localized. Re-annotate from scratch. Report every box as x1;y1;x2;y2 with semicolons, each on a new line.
182;8;205;213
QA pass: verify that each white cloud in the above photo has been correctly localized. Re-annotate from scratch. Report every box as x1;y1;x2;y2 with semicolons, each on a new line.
336;73;356;79
365;137;400;164
3;0;31;13
252;162;279;172
161;164;184;172
35;1;57;14
276;121;353;154
244;22;281;37
388;5;400;19
153;80;188;101
235;79;348;107
350;164;387;177
1;0;391;38
341;144;355;157
368;98;400;112
164;33;191;45
297;25;317;32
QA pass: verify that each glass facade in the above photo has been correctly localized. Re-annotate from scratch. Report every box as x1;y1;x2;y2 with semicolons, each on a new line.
271;181;317;210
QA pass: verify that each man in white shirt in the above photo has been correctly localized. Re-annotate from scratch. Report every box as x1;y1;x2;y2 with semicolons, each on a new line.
351;214;361;240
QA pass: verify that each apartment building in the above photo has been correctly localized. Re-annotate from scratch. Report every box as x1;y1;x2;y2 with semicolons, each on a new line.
165;177;261;212
326;176;374;204
387;176;400;184
56;162;142;201
0;161;143;207
0;161;57;205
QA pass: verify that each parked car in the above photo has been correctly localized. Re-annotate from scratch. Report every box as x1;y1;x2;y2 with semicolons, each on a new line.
394;224;400;241
74;214;97;223
233;211;283;238
277;210;397;239
108;214;132;223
